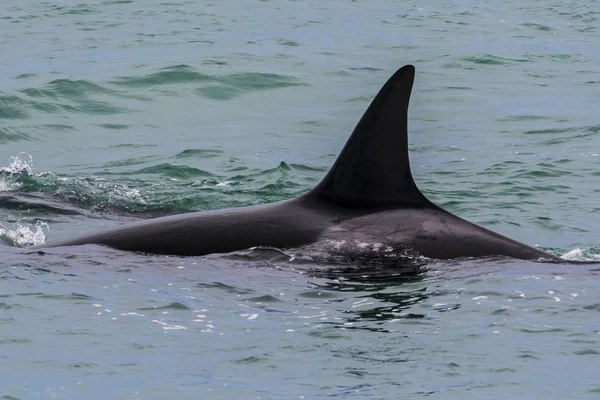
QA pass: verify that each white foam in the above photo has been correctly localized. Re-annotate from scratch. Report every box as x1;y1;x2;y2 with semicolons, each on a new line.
324;239;347;250
108;184;146;204
561;248;583;260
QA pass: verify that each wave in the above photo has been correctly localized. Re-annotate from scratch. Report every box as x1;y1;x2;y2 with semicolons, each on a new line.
2;65;307;125
110;64;307;100
0;154;322;219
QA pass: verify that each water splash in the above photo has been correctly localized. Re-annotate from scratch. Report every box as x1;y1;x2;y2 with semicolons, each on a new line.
0;220;48;247
0;153;151;215
560;248;600;262
0;153;35;191
1;153;35;174
0;180;13;192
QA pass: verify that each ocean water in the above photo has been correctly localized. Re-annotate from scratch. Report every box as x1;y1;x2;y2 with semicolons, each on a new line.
1;1;600;398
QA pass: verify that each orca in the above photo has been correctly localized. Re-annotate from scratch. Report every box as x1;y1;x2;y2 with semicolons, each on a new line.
43;65;558;261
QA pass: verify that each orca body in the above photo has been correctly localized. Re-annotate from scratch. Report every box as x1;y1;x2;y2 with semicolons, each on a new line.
45;65;557;261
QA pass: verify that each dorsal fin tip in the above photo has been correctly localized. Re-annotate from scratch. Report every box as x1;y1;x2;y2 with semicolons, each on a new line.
304;64;429;209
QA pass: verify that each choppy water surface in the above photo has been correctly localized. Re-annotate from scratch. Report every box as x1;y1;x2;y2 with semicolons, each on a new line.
1;1;599;398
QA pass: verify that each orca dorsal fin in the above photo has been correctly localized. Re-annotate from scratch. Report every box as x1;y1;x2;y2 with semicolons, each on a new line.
305;65;430;208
